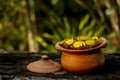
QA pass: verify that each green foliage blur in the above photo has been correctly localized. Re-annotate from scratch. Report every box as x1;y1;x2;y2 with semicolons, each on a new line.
0;0;120;53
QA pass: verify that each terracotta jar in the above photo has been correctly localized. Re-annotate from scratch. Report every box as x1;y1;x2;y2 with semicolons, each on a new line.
55;38;107;73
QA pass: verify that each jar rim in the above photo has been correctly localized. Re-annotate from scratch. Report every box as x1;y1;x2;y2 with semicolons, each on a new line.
55;37;108;53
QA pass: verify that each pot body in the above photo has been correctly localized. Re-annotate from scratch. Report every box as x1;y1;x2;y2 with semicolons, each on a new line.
61;49;105;73
55;38;107;73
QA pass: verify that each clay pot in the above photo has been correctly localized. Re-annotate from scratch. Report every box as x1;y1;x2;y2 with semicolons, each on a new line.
27;55;61;73
55;38;107;73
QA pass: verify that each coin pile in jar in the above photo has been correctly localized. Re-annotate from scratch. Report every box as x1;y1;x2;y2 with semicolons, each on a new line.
59;36;103;50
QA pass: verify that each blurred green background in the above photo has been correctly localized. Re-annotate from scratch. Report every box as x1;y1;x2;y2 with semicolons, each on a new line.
0;0;120;53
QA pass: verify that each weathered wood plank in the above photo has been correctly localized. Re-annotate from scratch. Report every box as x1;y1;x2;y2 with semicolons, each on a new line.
0;51;120;80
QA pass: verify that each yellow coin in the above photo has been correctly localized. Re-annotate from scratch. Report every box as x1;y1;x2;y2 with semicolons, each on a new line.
85;39;95;45
73;41;83;48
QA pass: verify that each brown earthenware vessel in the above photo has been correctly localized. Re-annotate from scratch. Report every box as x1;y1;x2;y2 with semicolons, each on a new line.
55;38;107;73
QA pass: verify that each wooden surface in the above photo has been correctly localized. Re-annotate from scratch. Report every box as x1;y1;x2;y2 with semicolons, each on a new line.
0;51;120;80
